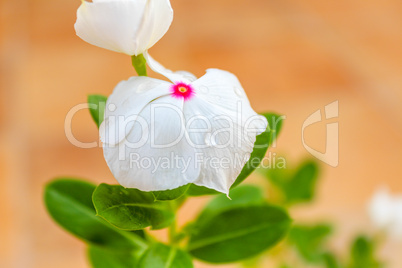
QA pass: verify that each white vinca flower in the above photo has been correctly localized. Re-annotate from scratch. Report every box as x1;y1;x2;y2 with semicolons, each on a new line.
75;0;173;55
100;54;268;194
368;187;402;239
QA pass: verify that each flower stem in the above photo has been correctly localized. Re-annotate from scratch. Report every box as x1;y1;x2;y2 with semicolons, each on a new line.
168;219;178;245
131;54;147;76
167;196;188;246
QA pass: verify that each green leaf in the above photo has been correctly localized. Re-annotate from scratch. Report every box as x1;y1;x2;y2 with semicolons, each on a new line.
186;185;267;240
152;184;190;201
188;204;291;263
138;243;194;268
131;54;147;76
187;113;284;196
289;224;333;263
197;185;266;223
92;184;175;230
268;159;319;204
88;245;141;268
186;185;219;196
44;178;147;252
182;185;266;239
88;95;107;128
348;236;382;268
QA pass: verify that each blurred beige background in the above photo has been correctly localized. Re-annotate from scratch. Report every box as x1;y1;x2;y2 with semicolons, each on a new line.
1;0;402;267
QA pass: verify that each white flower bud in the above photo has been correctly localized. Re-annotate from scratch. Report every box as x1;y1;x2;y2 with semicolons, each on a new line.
74;0;173;55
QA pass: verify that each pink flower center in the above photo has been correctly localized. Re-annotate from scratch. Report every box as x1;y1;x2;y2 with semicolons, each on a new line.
171;82;194;100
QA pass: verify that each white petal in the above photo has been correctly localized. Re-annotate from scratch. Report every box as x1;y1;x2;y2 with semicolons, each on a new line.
174;71;198;82
192;68;267;135
134;0;174;55
144;52;195;83
103;95;200;191
100;76;171;145
183;96;264;194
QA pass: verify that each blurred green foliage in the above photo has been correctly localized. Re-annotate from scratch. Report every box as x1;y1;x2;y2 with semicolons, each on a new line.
289;224;333;263
263;159;320;205
348;236;382;268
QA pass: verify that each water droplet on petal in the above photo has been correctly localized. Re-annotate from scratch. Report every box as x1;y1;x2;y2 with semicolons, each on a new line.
108;103;116;112
136;80;160;93
205;133;219;147
245;153;251;162
136;84;147;93
199;85;209;94
211;137;218;146
204;133;212;147
185;75;195;82
234;86;243;97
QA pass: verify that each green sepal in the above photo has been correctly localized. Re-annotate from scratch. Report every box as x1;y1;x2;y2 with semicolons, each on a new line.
132;54;147;76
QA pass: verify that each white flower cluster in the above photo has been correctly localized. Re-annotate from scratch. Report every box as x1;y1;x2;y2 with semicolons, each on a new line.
75;0;267;194
368;187;402;239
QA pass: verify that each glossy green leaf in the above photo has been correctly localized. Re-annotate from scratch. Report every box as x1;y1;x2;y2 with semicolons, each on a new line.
88;245;141;268
197;185;266;224
186;185;219;196
188;204;291;263
289;224;332;263
267;159;319;204
131;54;147;76
138;243;193;268
44;178;147;252
92;184;175;230
181;185;266;239
152;184;190;201
187;113;284;196
348;236;382;268
88;95;107;128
